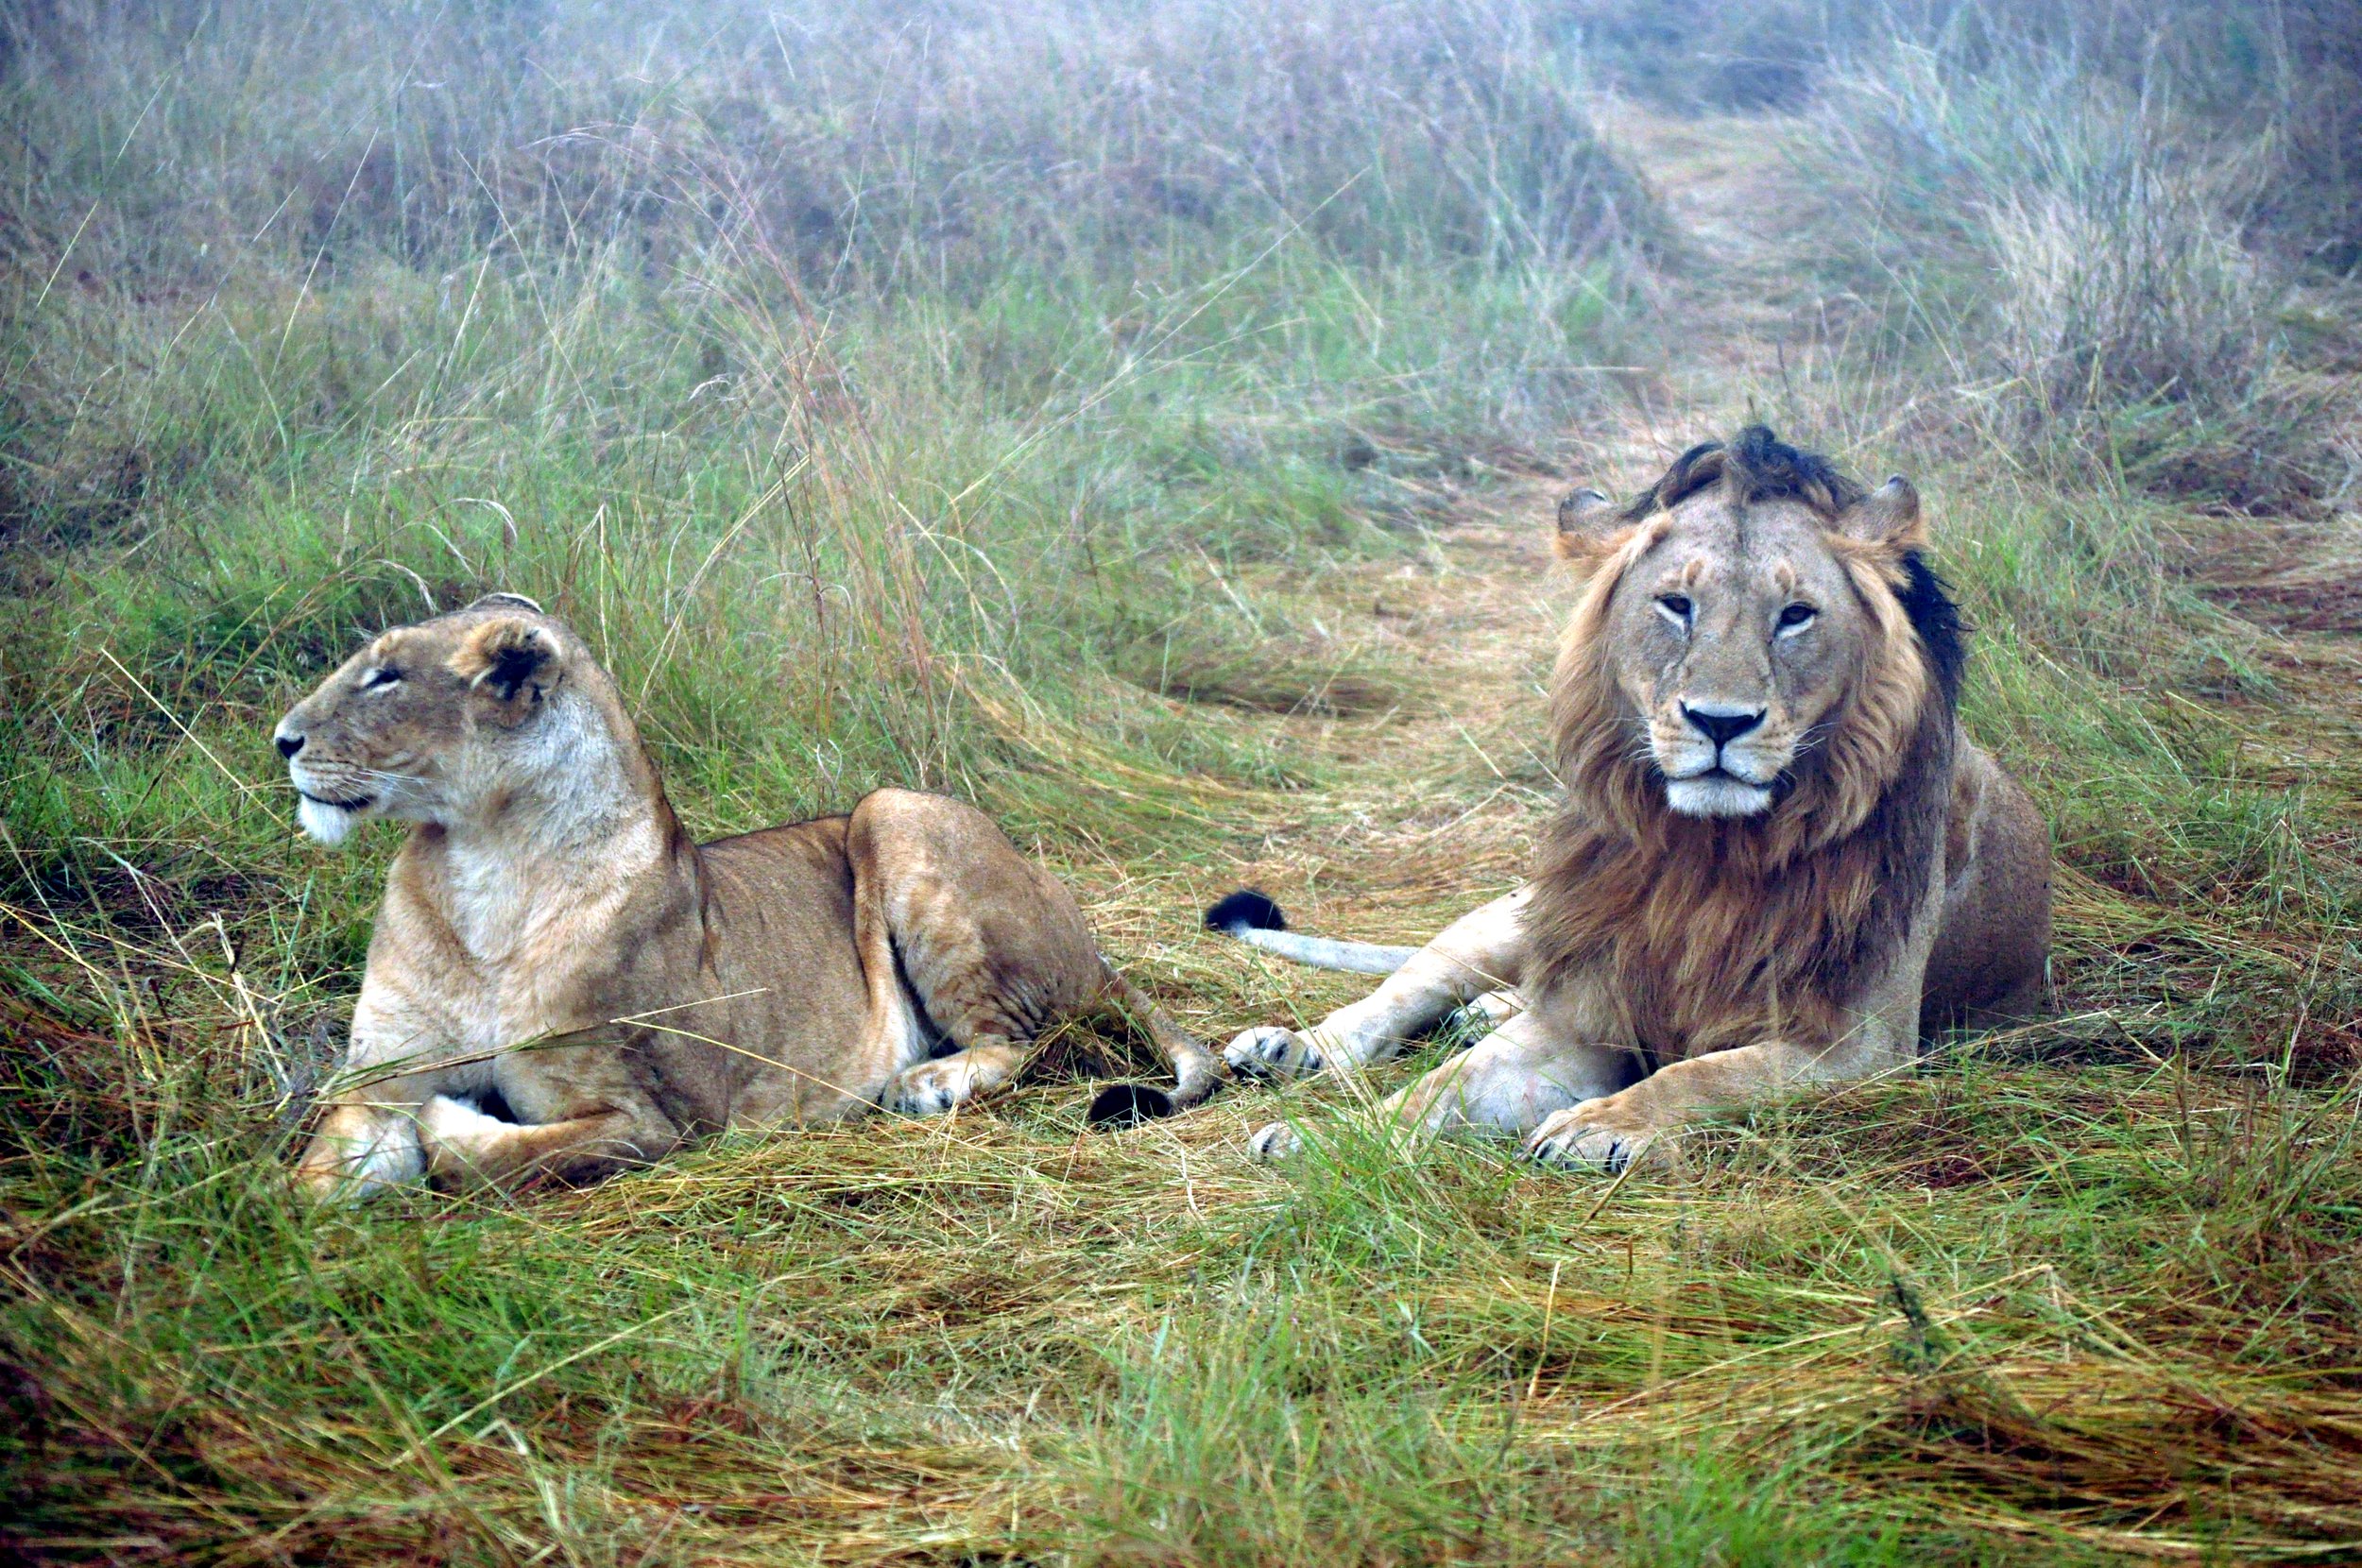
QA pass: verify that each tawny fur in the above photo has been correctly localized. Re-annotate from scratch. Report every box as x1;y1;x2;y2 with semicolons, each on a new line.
278;596;1219;1196
1225;428;2053;1168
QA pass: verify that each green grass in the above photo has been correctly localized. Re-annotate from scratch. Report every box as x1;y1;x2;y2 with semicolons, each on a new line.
5;1;2361;1562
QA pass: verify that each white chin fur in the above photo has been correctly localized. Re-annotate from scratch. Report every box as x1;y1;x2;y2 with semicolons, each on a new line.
297;795;360;845
1666;775;1774;818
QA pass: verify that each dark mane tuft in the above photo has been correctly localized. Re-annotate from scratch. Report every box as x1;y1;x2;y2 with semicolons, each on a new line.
1897;552;1966;709
1621;424;1869;524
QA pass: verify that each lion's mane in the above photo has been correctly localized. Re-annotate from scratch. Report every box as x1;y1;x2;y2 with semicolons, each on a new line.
1525;427;1966;1058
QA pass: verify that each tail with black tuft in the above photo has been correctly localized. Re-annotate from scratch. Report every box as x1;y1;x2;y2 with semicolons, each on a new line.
1083;967;1224;1133
1204;889;1418;976
1205;889;1288;934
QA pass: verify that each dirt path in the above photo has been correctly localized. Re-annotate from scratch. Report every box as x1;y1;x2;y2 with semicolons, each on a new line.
1203;105;1806;941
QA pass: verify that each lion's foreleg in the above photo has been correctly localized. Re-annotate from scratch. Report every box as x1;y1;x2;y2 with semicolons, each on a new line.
1523;1025;1915;1172
1247;1010;1627;1160
1226;887;1532;1081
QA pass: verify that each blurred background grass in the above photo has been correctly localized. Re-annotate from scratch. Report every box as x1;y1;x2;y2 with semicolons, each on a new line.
2;1;2358;1561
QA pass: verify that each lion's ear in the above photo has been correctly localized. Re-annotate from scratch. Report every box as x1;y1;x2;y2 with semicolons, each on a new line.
449;617;563;709
1836;475;1927;552
1553;487;1623;559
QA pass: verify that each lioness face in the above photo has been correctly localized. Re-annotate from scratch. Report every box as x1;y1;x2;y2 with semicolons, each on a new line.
1606;492;1873;819
271;595;570;844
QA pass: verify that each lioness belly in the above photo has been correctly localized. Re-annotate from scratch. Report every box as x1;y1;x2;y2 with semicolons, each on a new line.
647;817;889;1128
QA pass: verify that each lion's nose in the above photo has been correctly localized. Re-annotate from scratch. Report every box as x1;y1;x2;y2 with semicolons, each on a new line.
1681;705;1766;748
275;730;305;759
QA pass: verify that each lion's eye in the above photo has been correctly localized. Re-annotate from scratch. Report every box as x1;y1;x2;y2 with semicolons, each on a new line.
1655;594;1693;625
1776;603;1817;632
363;666;403;690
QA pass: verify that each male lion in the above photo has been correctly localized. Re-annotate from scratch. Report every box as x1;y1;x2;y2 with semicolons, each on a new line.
276;594;1221;1195
1215;427;2051;1168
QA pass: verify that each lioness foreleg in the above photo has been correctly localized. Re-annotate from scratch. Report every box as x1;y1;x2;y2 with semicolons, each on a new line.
1226;888;1531;1081
421;1035;683;1190
884;1042;1028;1116
420;1096;681;1190
1247;1010;1628;1160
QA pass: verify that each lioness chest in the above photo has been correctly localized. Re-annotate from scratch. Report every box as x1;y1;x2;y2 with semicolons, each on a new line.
347;831;665;1075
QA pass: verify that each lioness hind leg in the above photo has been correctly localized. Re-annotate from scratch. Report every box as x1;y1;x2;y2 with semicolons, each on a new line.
847;789;1221;1114
1925;745;2054;1033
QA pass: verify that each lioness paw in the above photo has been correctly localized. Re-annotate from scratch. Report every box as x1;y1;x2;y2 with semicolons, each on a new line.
294;1110;425;1200
887;1052;1010;1117
1247;1120;1304;1160
1224;1025;1325;1080
1522;1104;1663;1174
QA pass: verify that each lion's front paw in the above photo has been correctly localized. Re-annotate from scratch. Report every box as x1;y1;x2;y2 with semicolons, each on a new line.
887;1052;1009;1116
1247;1120;1304;1160
1522;1103;1665;1174
1224;1025;1326;1080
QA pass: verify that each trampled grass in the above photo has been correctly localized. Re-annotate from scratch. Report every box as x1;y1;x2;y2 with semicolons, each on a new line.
4;2;2360;1562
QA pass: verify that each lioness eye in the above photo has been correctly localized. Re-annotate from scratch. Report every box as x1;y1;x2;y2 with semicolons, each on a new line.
1656;594;1693;622
1776;603;1817;631
364;666;403;689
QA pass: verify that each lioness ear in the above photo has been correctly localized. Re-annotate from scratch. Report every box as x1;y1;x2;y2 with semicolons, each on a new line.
1553;487;1622;559
1836;475;1927;551
450;617;562;708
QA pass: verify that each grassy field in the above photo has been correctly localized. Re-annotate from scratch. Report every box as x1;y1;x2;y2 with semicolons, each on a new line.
3;1;2359;1561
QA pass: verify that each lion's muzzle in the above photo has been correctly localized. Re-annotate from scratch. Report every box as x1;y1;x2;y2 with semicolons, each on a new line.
1658;702;1785;818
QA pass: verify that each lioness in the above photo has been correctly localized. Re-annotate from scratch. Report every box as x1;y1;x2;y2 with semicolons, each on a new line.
1216;428;2051;1168
276;594;1221;1195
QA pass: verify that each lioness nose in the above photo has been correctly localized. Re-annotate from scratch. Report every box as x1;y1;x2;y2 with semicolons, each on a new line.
275;730;304;759
1682;705;1766;748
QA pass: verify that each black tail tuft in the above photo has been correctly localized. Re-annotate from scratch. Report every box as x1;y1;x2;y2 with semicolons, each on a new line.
1205;889;1287;933
1086;1082;1176;1129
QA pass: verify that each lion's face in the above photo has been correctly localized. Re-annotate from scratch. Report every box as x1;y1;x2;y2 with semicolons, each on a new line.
1557;472;1928;823
271;595;572;845
1605;491;1873;817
